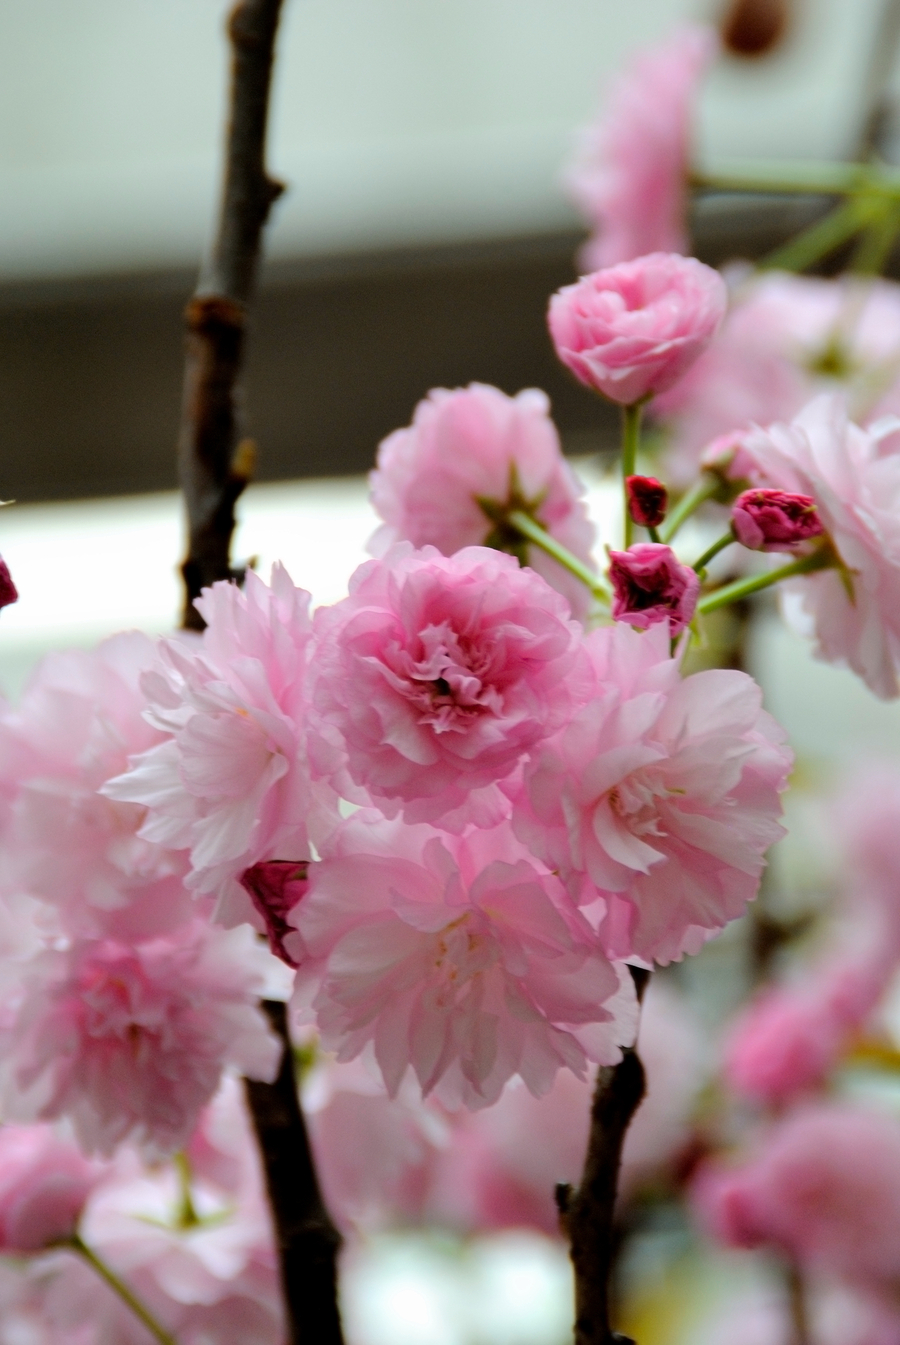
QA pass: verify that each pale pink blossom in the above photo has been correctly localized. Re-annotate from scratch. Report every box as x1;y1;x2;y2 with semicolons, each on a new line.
290;811;638;1110
564;27;717;270
104;566;339;927
509;622;792;964
307;545;586;829
736;395;900;699
0;1125;100;1251
0;921;284;1156
548;254;727;405
731;489;823;552
693;1103;900;1289
609;543;699;634
368;383;597;618
0;634;192;941
657;271;900;483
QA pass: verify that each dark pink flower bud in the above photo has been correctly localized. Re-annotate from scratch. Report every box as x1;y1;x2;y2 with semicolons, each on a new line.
239;861;309;968
731;489;824;552
626;475;668;528
609;543;700;634
0;557;17;610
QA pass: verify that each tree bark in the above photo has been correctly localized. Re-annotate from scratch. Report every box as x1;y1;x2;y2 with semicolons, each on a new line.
178;0;286;629
557;969;649;1345
244;1002;345;1345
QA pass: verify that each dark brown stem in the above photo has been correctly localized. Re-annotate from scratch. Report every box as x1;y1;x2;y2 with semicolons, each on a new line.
557;969;649;1345
244;1001;345;1345
178;0;286;629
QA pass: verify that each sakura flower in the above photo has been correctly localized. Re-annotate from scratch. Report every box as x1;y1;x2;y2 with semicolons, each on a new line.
510;622;792;964
693;1103;900;1289
307;545;585;829
0;921;285;1156
608;543;699;634
0;1125;100;1252
564;26;717;270
368;383;596;618
0;633;192;941
290;811;638;1110
104;566;339;926
547;254;727;405
737;395;900;699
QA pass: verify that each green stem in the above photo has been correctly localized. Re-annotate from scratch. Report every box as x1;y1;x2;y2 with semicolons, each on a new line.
697;547;833;615
621;403;643;548
691;158;900;197
68;1235;178;1345
174;1153;200;1230
850;200;900;274
506;510;609;601
659;474;721;543
759;196;880;273
693;531;736;574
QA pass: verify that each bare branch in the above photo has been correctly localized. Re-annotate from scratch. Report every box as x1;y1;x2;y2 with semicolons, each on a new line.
177;0;286;629
244;1002;345;1345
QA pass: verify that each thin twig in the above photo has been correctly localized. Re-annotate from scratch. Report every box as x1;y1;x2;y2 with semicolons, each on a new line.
244;1001;345;1345
178;0;286;629
557;969;649;1345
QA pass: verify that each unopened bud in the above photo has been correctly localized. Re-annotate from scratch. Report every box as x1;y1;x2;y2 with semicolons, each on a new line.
239;860;309;968
732;489;824;553
0;558;17;611
625;475;668;529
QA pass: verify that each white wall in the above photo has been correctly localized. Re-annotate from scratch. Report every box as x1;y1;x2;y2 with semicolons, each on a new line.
0;0;891;280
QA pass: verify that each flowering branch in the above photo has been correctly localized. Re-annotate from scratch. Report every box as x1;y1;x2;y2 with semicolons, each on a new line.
557;969;649;1345
243;1001;345;1345
67;1234;178;1345
177;0;286;630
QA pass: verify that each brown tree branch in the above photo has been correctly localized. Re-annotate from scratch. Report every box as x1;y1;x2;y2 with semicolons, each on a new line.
178;0;286;629
557;969;650;1345
244;1002;345;1345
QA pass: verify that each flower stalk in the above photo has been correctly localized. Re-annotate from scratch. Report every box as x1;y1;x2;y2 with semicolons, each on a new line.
68;1234;178;1345
621;404;644;548
697;545;835;615
506;509;610;601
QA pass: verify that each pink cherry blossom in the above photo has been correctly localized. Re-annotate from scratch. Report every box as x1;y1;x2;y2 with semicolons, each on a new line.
564;26;717;270
103;566;339;926
0;921;284;1156
737;395;900;699
693;1103;900;1288
731;489;823;552
509;622;792;964
0;1125;100;1252
290;811;638;1110
0;557;17;610
547;253;727;405
307;545;586;829
608;543;699;634
368;383;597;618
0;633;192;942
656;271;900;484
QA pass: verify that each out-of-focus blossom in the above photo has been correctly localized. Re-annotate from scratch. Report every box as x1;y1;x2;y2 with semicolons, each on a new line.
239;861;309;968
307;546;585;830
731;489;823;553
736;396;900;699
0;634;192;942
0;557;17;610
368;384;596;618
548;254;727;405
104;567;339;927
564;27;717;270
0;922;284;1156
290;811;638;1110
609;543;699;633
0;1125;100;1252
625;475;668;529
510;623;791;964
657;271;900;483
693;1103;900;1289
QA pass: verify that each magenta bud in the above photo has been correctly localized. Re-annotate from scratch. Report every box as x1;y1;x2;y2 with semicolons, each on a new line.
0;558;17;611
239;860;310;968
731;489;824;553
625;475;668;528
608;543;700;635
